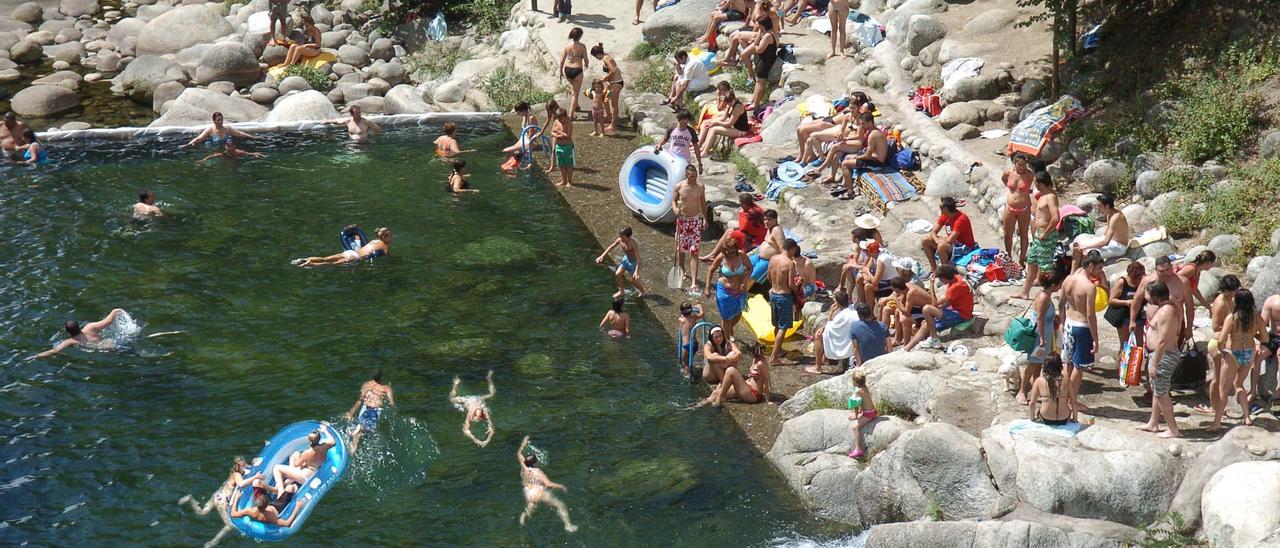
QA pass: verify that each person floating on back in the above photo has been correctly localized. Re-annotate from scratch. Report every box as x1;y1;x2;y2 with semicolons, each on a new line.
293;227;392;267
450;370;496;447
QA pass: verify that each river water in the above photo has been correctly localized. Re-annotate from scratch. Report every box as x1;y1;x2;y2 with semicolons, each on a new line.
0;125;855;545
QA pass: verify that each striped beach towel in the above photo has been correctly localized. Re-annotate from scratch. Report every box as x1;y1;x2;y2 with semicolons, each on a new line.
860;169;919;203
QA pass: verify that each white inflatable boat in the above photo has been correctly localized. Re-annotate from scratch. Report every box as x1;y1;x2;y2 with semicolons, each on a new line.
617;145;688;224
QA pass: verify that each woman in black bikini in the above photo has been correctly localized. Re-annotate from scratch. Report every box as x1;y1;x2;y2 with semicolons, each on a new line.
1028;355;1073;425
560;28;589;121
591;43;623;134
697;89;751;156
748;15;778;109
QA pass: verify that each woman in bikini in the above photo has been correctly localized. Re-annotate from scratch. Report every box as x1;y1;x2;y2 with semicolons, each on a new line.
705;241;750;337
694;340;770;406
697;90;751;156
1029;355;1073;424
702;326;741;383
179;456;257;547
1002;152;1035;266
281;15;321;67
293;227;392;266
591;43;624;134
805;110;869;185
1213;289;1270;430
560;28;589;121
181;112;253;149
721;0;780;67
795;92;872;165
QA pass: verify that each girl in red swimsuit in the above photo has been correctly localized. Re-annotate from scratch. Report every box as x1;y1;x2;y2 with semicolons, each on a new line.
693;341;770;407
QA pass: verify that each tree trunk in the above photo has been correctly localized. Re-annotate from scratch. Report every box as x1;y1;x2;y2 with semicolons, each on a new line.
1051;13;1061;97
1067;0;1078;55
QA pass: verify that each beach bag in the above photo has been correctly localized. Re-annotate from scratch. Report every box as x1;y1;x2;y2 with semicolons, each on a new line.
1061;214;1096;241
1171;339;1207;389
892;147;920;171
1003;303;1037;353
1119;334;1144;387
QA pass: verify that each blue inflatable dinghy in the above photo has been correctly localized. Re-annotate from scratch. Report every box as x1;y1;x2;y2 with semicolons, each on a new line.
340;225;367;252
618;145;688;224
229;421;348;542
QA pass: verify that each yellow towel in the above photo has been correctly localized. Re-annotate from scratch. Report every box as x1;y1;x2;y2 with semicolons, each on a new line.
267;50;338;80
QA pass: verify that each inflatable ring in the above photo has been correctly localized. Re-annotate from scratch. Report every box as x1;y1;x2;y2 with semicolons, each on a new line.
340;226;368;252
618;145;688;224
230;421;348;541
777;161;805;183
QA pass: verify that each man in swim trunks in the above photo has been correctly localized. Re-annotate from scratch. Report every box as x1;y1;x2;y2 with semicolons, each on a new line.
323;105;381;143
1130;255;1192;349
885;276;932;348
673;164;706;293
345;369;395;453
1260;294;1280;412
698;0;748;47
921;196;978;271
596;226;646;299
1;111;31;161
1137;281;1181;438
267;0;290;45
1014;171;1060;300
229;490;309;528
294;227;392;267
518;436;578;533
746;209;785;293
904;265;974;351
271;428;334;498
766;238;800;365
36;308;125;358
1072;193;1129;263
449;370;496;447
133;190;163;219
1061;251;1103;414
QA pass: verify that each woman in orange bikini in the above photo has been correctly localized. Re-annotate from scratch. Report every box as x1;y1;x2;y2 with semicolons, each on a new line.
693;340;770;406
1002;152;1035;266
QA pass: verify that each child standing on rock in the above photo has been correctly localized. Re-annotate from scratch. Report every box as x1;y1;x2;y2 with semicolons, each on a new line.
847;369;877;459
596;227;646;299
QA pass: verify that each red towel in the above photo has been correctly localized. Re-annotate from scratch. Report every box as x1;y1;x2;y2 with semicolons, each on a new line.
734;133;762;147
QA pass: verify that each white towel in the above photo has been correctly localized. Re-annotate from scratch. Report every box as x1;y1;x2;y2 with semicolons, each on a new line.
822;308;861;360
941;57;984;90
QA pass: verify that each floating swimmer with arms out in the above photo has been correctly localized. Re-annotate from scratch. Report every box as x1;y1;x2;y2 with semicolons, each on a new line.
518;436;577;533
450;370;496;447
178;456;258;548
345;369;395;453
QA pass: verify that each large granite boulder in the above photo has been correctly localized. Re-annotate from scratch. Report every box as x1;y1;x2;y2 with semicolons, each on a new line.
940;72;1001;103
58;0;97;17
383;84;433;114
866;519;1126;548
136;4;233;56
1253;251;1280;301
264;89;338;122
194;42;259;87
106;16;144;49
111;55;188;102
1201;461;1280;547
1082;159;1127;193
10;83;79;116
905;14;945;55
641;0;716;44
885;0;946;46
150;87;268;126
11;2;42;24
925;161;969;198
151;79;185;113
761;107;800;146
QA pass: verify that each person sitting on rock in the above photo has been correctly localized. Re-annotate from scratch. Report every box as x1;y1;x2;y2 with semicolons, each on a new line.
921;197;978;270
1072;192;1130;263
697;0;749;48
904;265;974;351
281;15;321;67
665;51;711;109
832;112;888;199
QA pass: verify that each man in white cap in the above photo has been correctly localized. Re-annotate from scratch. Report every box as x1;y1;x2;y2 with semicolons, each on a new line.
892;256;920;284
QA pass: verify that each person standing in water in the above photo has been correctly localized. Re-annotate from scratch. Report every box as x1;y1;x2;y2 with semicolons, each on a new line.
324;105;381;143
450;370;496;447
596;226;646;299
178;456;257;548
181;112;253;149
345;369;395;453
518;436;578;533
672;164;706;293
35;308;126;358
1;111;32;161
599;298;631;338
133;190;163;219
433;122;475;157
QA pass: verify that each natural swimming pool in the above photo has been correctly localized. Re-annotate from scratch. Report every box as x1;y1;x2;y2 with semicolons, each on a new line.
0;124;854;545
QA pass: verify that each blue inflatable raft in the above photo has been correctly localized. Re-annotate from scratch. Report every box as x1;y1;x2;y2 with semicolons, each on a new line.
230;421;348;542
618;145;688;224
340;225;367;252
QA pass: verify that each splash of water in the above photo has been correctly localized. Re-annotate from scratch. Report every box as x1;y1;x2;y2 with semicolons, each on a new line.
765;529;869;548
101;310;143;344
339;413;438;500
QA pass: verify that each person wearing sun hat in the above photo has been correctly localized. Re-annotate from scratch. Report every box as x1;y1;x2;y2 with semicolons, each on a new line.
853;213;883;243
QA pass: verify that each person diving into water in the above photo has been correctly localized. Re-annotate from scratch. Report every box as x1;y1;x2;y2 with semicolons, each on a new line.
345;369;395;454
449;370;496;447
34;308;182;358
518;436;577;533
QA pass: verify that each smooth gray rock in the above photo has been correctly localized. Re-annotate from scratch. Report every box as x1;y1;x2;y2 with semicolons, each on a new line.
9;38;41;63
937;102;981;129
10;83;79;116
372;60;404;84
151;79;184;112
925;161;968;198
885;0;946;46
368;37;392;61
947;122;979;140
1135;170;1161;199
321;29;349;49
94;49;121;72
905;14;945;55
336;43;367;66
194;42;258;87
761;107;800;146
309;4;332;26
136;4;233;56
1207;234;1241;258
345;95;383;114
364;76;389;96
1122;203;1148;230
0;16;33;34
867;519;1126;548
260;43;286;66
450;56;505;84
264;89;337;122
106;16;144;49
249;83;279;104
277;75;311;95
336;81;372;102
962;8;1015;34
941;72;1000;103
641;0;717;44
1142;240;1177;260
30;69;80;89
1143;191;1182;226
1253;251;1280;301
150;87;267;126
1202;461;1280;547
1247;256;1273;282
112;55;188;102
11;3;42;24
1260;130;1280;159
59;0;98;17
432;78;467;104
1082;159;1127;193
383;83;433;114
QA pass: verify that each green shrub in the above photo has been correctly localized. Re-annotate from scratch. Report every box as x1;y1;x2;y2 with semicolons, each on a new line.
484;67;554;112
1169;77;1258;163
729;67;752;94
1155;168;1211;195
728;148;764;184
1131;513;1202;548
450;0;516;35
280;64;333;92
1158;195;1208;237
628;35;691;60
633;58;672;95
806;389;847;413
404;42;472;80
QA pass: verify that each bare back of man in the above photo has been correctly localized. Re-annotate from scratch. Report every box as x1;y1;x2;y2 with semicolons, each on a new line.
766;253;797;364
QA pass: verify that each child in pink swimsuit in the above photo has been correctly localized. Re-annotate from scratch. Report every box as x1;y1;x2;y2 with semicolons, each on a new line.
847;369;878;459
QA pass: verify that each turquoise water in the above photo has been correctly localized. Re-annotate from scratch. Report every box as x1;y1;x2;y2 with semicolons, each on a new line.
0;125;850;545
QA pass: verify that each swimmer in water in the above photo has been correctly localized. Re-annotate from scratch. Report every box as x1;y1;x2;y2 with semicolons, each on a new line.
198;140;265;162
178;456;258;547
433;122;475;157
449;370;496;447
518;435;578;533
35;308;125;358
1;111;32;161
323;105;381;143
293;227;392;266
181;112;253;149
598;297;630;338
270;428;334;499
345;369;395;454
228;491;309;528
133;190;163;219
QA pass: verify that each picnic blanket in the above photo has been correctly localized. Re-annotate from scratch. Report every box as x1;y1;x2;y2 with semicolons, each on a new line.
1008;419;1086;438
858;168;922;212
1008;95;1086;158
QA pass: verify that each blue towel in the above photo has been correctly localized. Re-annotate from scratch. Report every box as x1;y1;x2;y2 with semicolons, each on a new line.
1008;419;1085;438
782;228;805;244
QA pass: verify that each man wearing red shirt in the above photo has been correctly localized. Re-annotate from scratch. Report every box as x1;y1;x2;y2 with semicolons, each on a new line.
700;193;768;261
921;197;977;270
904;265;974;350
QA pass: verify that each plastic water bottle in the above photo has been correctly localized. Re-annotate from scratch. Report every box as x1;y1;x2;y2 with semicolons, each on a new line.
427;12;447;42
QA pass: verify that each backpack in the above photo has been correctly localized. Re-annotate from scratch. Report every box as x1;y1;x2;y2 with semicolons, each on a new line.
892;148;920;171
1004;315;1037;353
1060;214;1096;241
